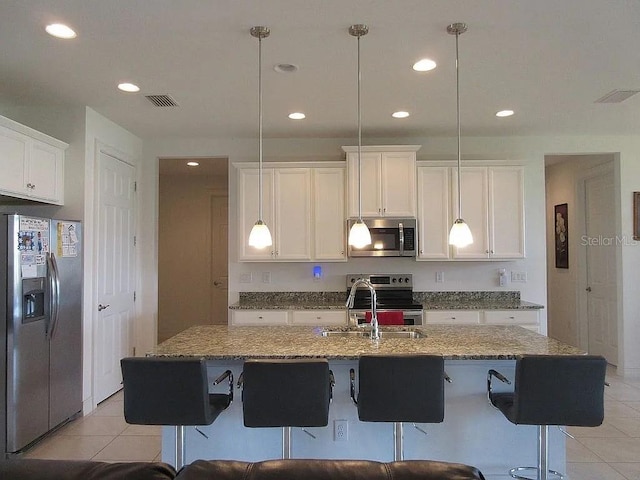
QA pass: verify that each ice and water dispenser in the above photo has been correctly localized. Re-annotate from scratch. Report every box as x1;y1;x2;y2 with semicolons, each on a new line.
22;277;46;323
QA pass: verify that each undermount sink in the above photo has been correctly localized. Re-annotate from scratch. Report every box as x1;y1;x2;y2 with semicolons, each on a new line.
320;328;425;339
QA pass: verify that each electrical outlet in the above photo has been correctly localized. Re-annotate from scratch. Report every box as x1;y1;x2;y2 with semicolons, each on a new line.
334;419;348;441
262;272;271;283
435;271;444;283
239;273;252;283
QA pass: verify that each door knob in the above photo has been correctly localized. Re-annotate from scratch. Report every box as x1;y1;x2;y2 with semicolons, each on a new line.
213;281;222;286
98;304;110;311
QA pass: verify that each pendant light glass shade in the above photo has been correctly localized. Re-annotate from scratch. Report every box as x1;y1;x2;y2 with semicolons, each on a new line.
448;218;473;247
249;220;272;248
447;22;473;249
348;24;371;248
348;219;372;248
249;26;272;249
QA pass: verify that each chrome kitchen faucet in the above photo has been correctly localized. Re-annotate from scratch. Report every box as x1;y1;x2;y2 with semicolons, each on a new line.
346;278;380;341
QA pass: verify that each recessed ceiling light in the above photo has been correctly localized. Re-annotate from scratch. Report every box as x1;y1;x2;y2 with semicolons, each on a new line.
274;63;298;73
288;112;306;120
118;83;140;93
45;23;77;39
412;59;437;72
186;161;199;167
392;111;410;118
496;110;515;117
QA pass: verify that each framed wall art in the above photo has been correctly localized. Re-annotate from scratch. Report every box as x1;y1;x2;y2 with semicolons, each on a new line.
555;203;568;268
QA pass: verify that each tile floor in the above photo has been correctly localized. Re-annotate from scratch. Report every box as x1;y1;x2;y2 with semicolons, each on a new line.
19;366;640;479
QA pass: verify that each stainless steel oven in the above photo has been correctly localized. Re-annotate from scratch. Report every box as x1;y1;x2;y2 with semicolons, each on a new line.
347;218;417;258
346;273;424;325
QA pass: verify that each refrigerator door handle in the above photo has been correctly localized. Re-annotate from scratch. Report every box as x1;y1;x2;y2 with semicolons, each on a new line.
48;252;62;339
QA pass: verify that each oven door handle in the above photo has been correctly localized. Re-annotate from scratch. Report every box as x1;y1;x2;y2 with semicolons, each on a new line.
398;222;404;256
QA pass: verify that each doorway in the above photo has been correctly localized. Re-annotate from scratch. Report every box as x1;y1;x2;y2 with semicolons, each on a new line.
545;154;620;365
157;157;229;343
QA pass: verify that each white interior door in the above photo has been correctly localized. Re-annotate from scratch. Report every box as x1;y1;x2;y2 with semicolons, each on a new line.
584;167;618;364
210;194;228;324
94;150;136;404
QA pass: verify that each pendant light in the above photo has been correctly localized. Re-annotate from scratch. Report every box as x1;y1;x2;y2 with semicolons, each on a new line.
248;26;273;249
347;24;372;249
447;22;474;248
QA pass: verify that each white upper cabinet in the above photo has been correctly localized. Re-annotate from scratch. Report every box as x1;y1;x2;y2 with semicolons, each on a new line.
344;145;419;218
0;115;66;205
274;168;312;260
417;163;525;261
417;166;451;259
313;168;346;261
452;165;525;259
237;162;345;262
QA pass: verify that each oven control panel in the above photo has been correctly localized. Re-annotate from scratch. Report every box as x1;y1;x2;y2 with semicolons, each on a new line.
346;274;413;289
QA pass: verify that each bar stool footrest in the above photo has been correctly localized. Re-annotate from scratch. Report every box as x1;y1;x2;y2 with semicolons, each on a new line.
509;466;564;480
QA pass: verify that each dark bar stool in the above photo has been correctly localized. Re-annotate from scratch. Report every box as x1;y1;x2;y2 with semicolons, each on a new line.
239;358;334;459
349;354;450;461
487;354;607;480
121;357;233;469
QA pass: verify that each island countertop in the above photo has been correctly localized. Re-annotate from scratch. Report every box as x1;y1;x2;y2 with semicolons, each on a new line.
151;324;582;360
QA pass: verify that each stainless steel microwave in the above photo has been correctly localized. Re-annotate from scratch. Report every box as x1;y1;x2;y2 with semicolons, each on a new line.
347;218;417;257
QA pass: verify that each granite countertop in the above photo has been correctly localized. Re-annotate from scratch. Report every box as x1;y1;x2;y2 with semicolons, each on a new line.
229;291;544;311
151;324;581;360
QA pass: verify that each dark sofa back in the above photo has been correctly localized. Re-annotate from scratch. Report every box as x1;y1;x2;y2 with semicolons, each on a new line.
175;459;486;480
0;459;176;480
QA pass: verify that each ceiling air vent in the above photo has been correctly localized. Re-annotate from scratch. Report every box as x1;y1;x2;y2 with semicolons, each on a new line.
145;94;179;107
594;89;640;104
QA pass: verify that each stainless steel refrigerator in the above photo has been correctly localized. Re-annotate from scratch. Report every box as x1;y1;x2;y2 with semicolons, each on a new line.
1;214;82;455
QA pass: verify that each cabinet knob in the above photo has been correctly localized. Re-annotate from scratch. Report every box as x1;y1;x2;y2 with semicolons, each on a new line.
509;316;515;319
485;250;489;254
258;316;263;319
451;316;456;320
490;250;494;254
419;249;423;254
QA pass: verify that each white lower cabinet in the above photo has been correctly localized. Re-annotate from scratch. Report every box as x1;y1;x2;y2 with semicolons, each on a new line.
484;310;540;332
231;309;347;326
291;310;347;326
424;309;540;330
424;311;481;324
231;310;289;326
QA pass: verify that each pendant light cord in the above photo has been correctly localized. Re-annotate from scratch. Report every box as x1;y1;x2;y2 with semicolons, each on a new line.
258;34;264;222
455;30;462;219
357;33;363;221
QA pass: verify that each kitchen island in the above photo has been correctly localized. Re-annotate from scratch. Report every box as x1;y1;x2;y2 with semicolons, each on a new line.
151;325;583;479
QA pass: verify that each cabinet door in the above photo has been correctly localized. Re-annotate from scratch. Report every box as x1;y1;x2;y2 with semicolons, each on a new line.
0;126;29;196
313;168;346;261
417;166;451;259
238;168;275;261
489;167;525;258
347;152;382;217
483;310;538;326
381;151;416;216
274;168;312;260
291;310;347;325
452;167;489;259
424;310;481;324
28;139;64;203
231;310;289;326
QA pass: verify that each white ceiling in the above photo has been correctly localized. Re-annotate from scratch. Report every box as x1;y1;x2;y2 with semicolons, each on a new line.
1;0;639;140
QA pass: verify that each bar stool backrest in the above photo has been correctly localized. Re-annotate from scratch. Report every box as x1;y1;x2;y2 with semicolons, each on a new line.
513;354;607;427
242;359;331;428
357;355;445;423
121;357;215;426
